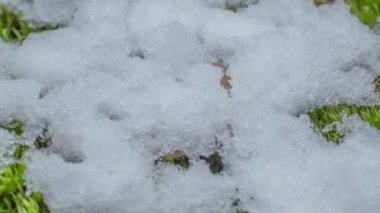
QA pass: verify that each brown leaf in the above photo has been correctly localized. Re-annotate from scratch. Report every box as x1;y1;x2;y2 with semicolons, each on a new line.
220;74;232;90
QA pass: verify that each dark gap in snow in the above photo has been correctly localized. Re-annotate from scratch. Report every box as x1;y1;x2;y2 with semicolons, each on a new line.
128;49;145;60
97;104;127;121
38;87;50;99
341;62;374;73
52;148;85;164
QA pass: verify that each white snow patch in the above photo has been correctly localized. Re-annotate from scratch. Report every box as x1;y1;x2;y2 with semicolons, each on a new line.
1;0;380;212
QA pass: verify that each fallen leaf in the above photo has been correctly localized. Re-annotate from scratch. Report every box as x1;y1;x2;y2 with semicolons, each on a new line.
220;74;232;90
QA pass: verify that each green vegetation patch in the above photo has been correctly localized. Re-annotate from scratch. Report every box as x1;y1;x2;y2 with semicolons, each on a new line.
344;0;380;28
13;128;52;160
155;150;190;169
0;120;24;136
1;119;50;212
308;104;380;144
0;4;57;43
13;144;30;160
0;163;50;213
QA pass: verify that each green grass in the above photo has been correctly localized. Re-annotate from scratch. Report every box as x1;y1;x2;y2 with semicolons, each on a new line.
0;120;23;137
1;120;52;160
0;4;57;43
0;163;49;213
13;136;52;161
13;144;30;160
308;78;380;144
308;104;380;144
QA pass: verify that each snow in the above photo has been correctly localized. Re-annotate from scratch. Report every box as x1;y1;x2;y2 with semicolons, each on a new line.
1;0;380;212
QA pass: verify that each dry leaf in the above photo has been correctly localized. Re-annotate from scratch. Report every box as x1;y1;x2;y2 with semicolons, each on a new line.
212;59;232;97
220;74;232;90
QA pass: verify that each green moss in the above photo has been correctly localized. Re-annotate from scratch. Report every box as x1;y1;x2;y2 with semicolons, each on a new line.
0;120;24;136
308;104;380;144
0;4;57;43
0;163;50;213
160;150;190;169
344;0;380;28
13;144;30;160
199;152;224;174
